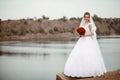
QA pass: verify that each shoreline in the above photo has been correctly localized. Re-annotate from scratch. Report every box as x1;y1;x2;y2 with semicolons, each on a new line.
0;35;120;41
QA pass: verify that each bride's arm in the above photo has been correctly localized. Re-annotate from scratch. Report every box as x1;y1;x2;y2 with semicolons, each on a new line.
81;34;93;37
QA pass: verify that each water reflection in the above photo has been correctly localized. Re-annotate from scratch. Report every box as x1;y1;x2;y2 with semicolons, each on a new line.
0;38;120;80
0;41;74;55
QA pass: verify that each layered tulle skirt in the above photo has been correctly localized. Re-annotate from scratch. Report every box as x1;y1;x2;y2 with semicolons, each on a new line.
64;36;107;77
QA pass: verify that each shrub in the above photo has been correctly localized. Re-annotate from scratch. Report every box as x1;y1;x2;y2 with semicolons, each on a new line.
39;27;45;33
49;29;54;34
24;20;27;25
37;18;42;22
0;32;5;38
68;29;74;33
19;26;26;35
70;17;76;20
59;16;68;22
59;28;66;33
0;19;1;24
11;29;18;34
54;27;59;32
42;15;49;20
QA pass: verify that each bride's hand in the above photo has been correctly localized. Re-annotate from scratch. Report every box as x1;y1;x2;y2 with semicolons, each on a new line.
90;33;94;36
89;34;94;36
88;32;94;36
81;33;93;37
80;35;85;37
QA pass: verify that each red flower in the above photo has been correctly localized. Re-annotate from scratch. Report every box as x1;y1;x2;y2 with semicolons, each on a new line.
76;27;86;35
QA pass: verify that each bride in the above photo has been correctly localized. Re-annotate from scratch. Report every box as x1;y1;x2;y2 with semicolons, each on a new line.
64;12;107;78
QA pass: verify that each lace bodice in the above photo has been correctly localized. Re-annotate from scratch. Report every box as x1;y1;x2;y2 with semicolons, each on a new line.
82;23;92;35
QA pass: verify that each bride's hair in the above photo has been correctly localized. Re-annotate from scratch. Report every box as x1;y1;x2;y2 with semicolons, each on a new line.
84;12;90;17
84;12;90;22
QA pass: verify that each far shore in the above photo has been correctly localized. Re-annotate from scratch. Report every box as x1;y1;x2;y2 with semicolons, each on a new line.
0;35;120;41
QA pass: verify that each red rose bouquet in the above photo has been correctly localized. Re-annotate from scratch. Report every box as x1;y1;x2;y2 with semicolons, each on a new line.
76;27;86;35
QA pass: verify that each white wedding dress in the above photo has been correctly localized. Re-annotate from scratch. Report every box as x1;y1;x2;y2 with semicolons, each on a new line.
64;23;107;77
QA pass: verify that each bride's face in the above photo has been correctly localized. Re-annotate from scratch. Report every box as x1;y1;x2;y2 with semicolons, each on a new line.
84;15;90;23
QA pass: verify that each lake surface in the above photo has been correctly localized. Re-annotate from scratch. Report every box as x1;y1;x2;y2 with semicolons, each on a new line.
0;38;120;80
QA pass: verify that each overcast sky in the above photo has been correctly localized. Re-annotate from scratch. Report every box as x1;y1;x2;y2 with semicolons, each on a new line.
0;0;120;20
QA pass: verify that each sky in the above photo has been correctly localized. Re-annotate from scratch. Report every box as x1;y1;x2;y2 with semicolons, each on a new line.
0;0;120;20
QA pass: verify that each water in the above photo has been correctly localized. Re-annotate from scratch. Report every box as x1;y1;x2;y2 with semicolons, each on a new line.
0;38;120;80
